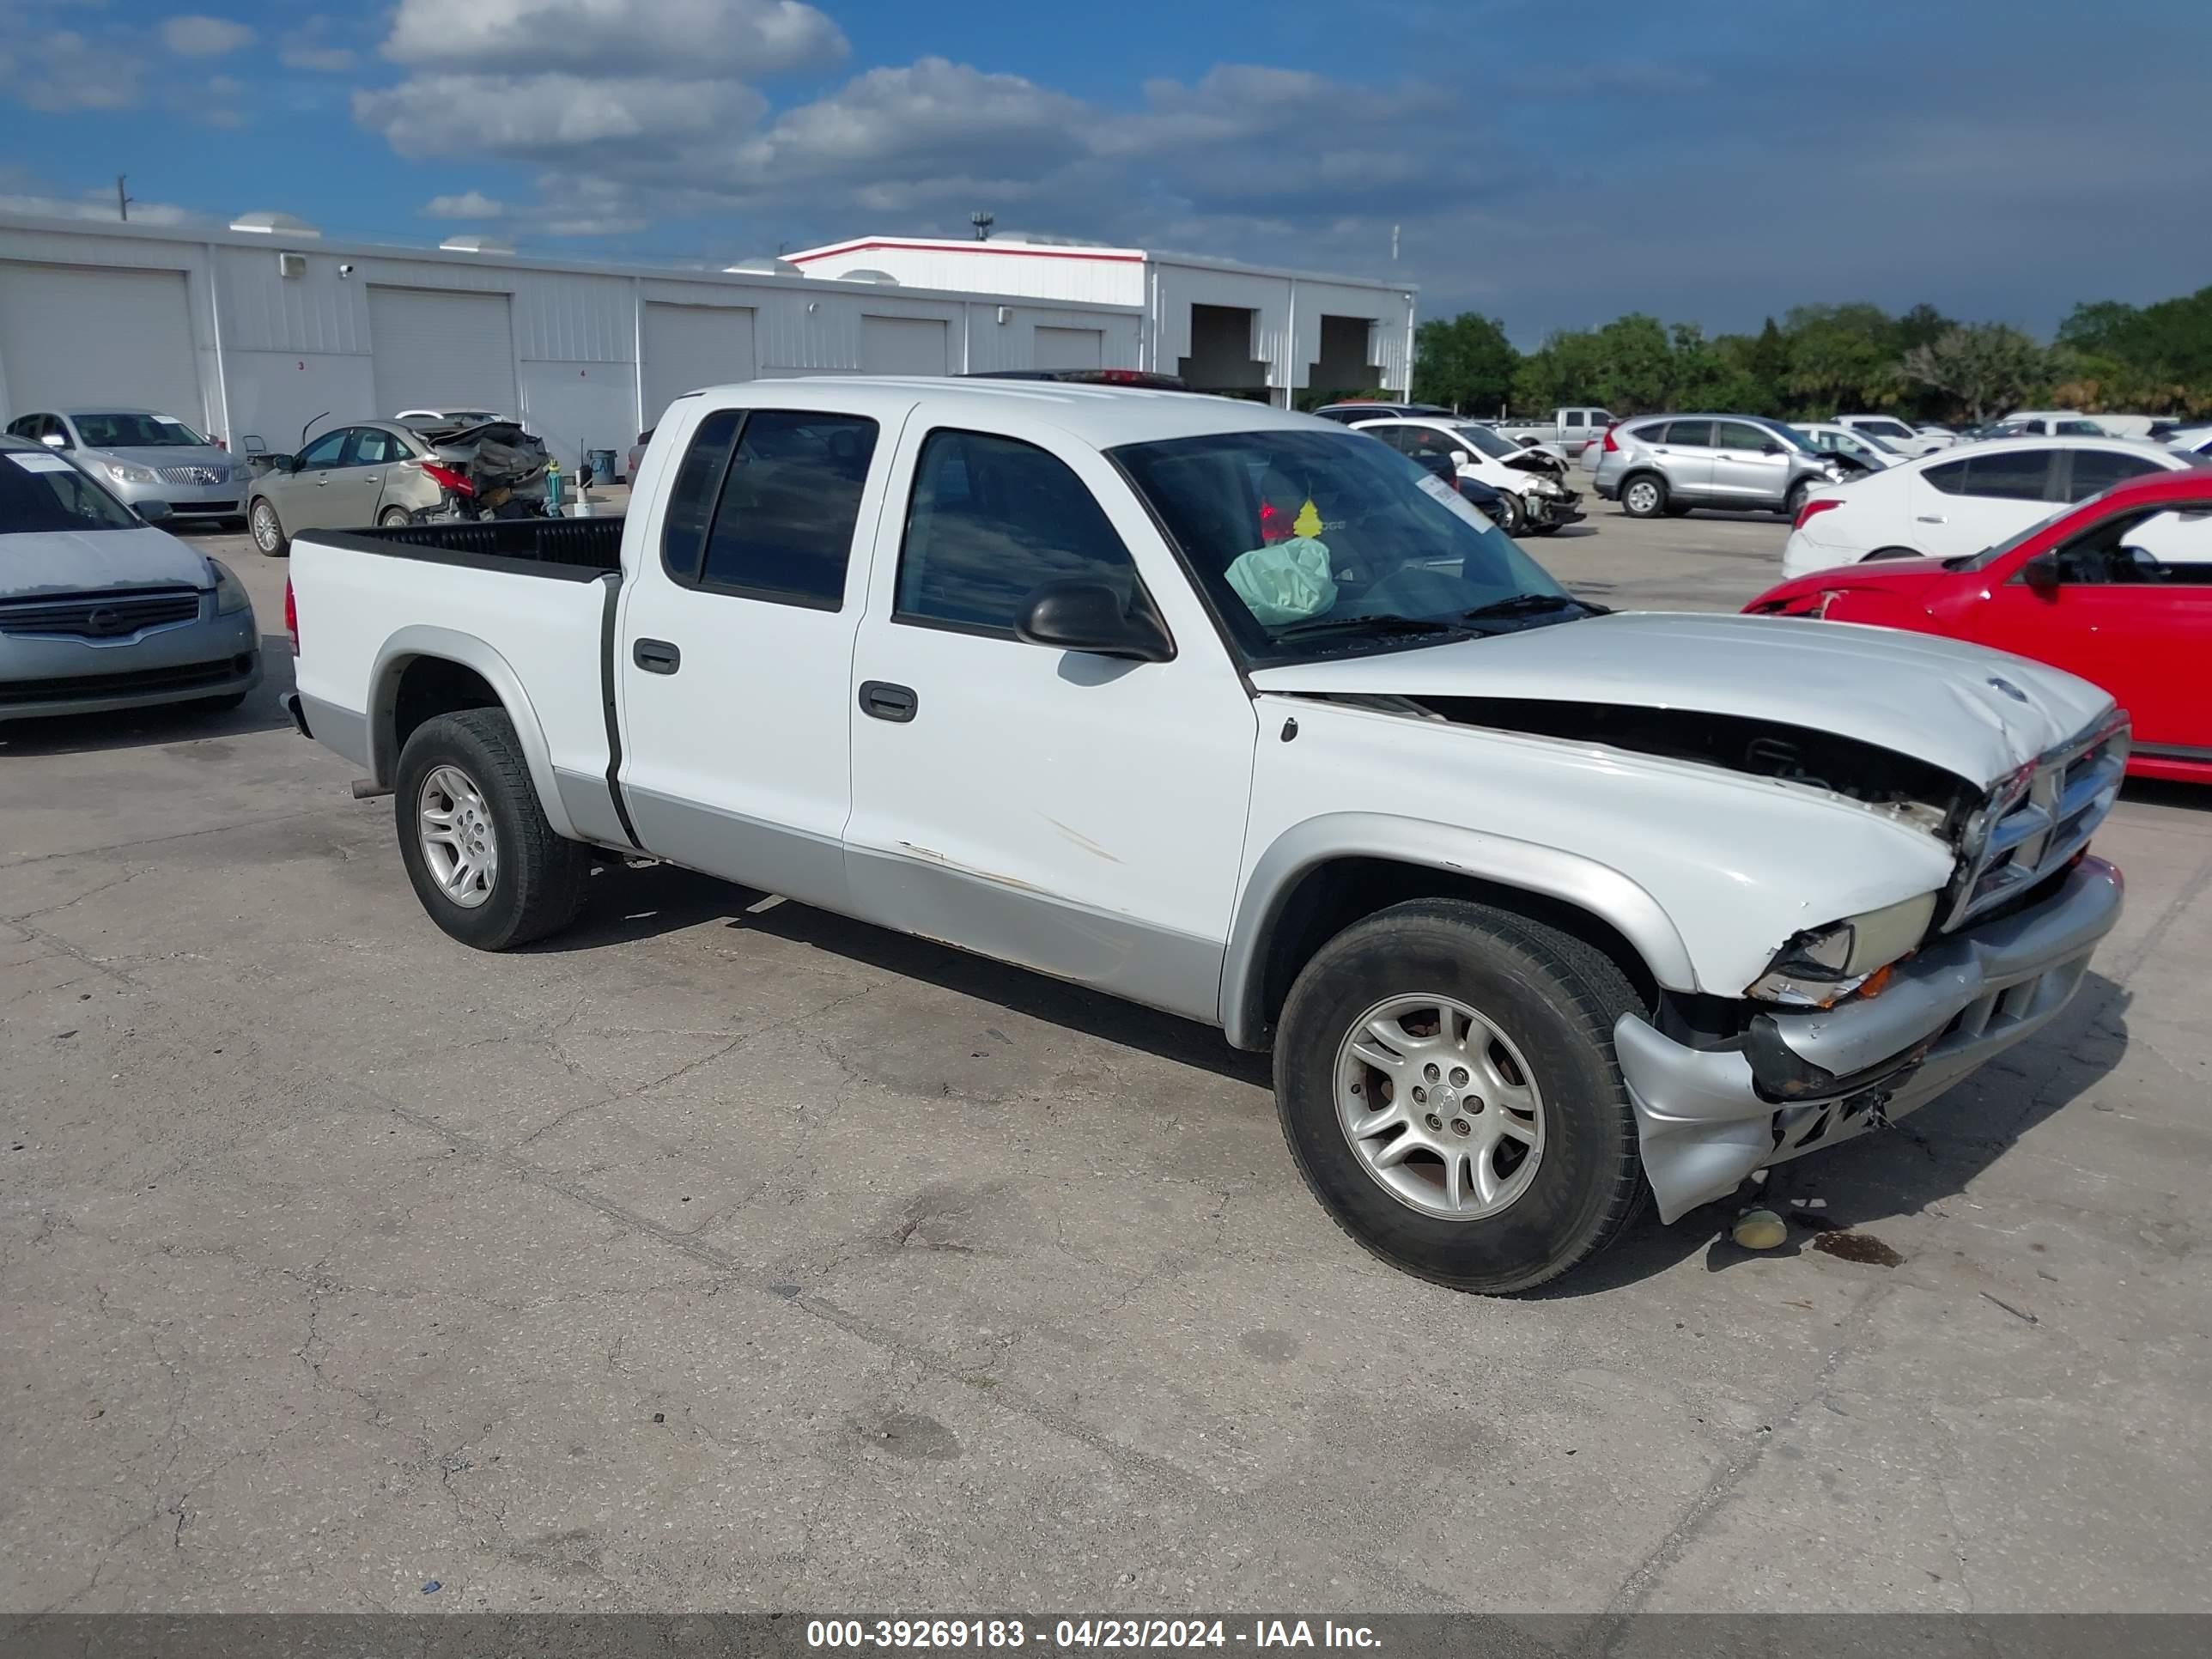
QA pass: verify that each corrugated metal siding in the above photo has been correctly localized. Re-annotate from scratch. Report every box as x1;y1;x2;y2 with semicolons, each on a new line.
793;243;1146;307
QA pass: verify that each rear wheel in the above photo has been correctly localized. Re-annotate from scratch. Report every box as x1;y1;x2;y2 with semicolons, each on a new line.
393;708;590;951
1620;474;1668;519
1273;900;1648;1293
249;498;288;557
379;507;412;529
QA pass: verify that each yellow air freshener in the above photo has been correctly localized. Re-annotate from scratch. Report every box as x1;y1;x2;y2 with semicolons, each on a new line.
1291;499;1322;539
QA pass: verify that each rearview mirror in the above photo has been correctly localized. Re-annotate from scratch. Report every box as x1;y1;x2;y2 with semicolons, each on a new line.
2021;551;2059;592
1016;581;1175;663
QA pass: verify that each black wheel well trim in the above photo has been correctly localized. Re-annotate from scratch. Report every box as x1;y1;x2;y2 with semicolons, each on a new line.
365;628;580;842
1218;813;1697;1050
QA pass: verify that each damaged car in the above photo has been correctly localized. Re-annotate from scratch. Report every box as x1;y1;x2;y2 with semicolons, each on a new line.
247;417;555;555
281;387;2124;1291
1350;415;1585;536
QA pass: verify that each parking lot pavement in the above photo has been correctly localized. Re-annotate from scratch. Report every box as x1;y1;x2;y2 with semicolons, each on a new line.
4;509;2209;1614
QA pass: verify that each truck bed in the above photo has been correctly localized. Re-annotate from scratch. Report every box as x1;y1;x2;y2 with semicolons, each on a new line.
310;516;625;578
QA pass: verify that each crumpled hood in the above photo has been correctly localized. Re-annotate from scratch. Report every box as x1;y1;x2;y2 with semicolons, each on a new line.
1248;611;2115;786
4;527;213;597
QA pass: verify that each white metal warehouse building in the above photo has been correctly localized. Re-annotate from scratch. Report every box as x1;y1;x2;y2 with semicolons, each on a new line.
0;215;1145;467
787;234;1416;408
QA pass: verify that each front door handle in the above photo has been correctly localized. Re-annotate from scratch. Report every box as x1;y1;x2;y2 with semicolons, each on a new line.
1916;514;1946;524
633;638;681;675
859;680;918;723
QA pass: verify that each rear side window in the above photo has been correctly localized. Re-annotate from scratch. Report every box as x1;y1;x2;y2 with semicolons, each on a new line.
660;408;878;608
1562;411;1585;428
896;428;1139;635
1961;450;2056;501
1663;420;1712;447
2065;449;2163;502
350;428;403;465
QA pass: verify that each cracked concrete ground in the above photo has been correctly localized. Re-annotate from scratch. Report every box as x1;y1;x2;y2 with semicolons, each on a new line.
3;507;2208;1615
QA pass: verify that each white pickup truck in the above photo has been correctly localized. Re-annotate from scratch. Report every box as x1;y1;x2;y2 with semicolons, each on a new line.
1492;406;1616;458
283;377;2128;1292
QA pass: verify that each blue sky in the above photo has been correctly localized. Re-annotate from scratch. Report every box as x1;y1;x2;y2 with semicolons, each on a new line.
4;0;2209;344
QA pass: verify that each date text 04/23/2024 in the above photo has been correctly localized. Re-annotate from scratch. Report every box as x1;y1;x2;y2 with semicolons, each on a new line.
805;1620;1382;1650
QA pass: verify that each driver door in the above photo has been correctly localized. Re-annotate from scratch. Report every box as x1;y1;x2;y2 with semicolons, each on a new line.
1710;420;1790;506
279;428;356;532
1969;507;2212;754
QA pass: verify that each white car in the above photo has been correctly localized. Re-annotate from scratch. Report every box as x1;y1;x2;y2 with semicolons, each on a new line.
1783;435;2206;578
283;378;2125;1292
1792;422;1900;473
1832;415;1950;459
1351;416;1583;534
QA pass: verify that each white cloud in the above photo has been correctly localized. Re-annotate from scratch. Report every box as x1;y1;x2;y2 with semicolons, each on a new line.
425;190;507;220
161;15;255;58
281;20;356;72
1;28;145;111
356;71;766;158
0;171;210;228
381;0;845;76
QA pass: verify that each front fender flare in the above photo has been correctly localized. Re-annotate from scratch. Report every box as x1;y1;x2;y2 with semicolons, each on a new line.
1218;811;1698;1049
368;625;578;842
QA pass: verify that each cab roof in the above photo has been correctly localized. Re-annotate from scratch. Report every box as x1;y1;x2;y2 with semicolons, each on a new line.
672;375;1331;448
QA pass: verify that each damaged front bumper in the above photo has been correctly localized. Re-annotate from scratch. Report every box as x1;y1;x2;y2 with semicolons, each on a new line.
1615;855;2124;1223
1528;489;1585;530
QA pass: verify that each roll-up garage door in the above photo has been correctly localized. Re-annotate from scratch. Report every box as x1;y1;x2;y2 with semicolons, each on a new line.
641;302;757;425
860;315;950;376
368;287;518;420
1032;326;1104;371
0;262;202;424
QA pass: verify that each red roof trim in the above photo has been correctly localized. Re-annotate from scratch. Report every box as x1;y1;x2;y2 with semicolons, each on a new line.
788;239;1146;266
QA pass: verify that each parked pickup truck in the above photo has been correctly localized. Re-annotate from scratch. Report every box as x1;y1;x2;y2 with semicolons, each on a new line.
1492;406;1616;457
283;379;2128;1291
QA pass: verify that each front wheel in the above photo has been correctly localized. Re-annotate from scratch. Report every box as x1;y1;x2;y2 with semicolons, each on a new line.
1490;490;1525;535
1620;475;1667;519
249;498;288;557
1273;900;1647;1293
393;708;590;950
1784;479;1814;518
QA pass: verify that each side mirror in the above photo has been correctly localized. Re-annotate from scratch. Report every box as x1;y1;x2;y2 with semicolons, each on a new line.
40;431;66;449
2021;551;2060;593
1016;581;1175;663
287;454;306;473
1759;440;1784;455
137;499;173;524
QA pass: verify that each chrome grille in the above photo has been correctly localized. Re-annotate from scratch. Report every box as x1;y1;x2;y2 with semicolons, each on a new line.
155;465;230;486
1945;714;2129;931
0;587;202;639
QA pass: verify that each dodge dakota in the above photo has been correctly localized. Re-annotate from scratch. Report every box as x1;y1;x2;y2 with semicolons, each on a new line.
283;378;2127;1291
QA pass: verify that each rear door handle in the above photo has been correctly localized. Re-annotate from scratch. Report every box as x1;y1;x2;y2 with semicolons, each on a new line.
632;638;681;674
859;680;918;722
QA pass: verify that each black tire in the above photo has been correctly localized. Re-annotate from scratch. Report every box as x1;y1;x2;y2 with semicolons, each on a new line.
1784;479;1814;518
1619;473;1668;519
379;507;413;529
392;708;590;951
1490;490;1524;535
1273;899;1648;1293
249;497;289;558
1863;545;1920;562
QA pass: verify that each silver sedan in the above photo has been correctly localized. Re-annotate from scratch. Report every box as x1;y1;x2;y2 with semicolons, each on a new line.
2;408;254;527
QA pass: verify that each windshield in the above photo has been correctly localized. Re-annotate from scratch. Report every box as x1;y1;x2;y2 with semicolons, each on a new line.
1452;423;1521;460
1112;428;1581;660
2;449;142;534
72;412;210;448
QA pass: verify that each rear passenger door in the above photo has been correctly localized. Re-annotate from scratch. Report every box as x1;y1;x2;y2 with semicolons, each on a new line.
842;419;1259;1022
1911;448;2059;559
616;400;893;912
1649;419;1714;499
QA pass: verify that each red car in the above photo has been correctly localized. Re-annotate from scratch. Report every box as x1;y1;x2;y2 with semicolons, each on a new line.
1745;470;2212;783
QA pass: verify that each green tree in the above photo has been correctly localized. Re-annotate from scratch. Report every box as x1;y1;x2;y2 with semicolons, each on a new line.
1410;313;1519;414
1781;303;1902;416
1667;323;1767;411
1901;324;2049;422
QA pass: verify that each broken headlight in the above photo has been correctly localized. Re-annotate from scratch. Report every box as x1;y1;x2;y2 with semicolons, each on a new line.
1747;891;1938;1006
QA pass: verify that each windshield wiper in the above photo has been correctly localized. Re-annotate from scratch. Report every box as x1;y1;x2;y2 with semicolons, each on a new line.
1273;612;1469;641
1459;592;1606;623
